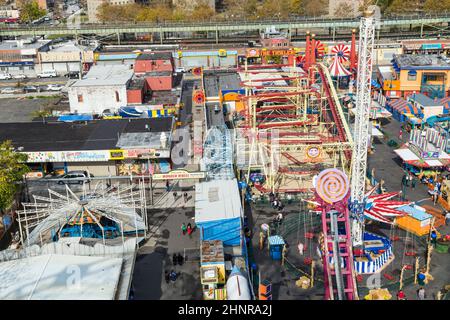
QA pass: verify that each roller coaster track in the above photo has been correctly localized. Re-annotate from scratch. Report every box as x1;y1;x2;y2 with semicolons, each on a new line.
317;63;353;160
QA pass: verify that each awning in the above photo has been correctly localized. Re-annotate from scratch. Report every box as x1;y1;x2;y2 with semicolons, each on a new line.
394;148;420;162
408;70;417;75
425;159;444;167
371;126;384;137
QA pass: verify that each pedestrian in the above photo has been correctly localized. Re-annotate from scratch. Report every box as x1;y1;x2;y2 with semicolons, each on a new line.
445;211;450;226
417;287;426;300
399;129;403;140
164;271;170;284
187;222;193;235
177;253;184;266
297;242;304;256
173;191;178;200
259;231;266;250
411;177;416;190
402;175;408;187
173;253;178;266
269;192;275;203
181;223;187;235
417;272;426;286
430;230;437;248
396;290;406;300
166;180;170;192
183;192;188;203
275;211;283;225
169;270;178;282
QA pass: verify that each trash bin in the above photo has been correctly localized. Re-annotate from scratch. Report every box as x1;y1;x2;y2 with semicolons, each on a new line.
436;240;449;254
268;235;285;261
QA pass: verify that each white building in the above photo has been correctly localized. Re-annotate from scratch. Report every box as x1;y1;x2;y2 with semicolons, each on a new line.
68;64;134;114
38;41;98;74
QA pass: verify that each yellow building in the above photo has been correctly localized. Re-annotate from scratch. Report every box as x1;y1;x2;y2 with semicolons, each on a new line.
378;54;450;99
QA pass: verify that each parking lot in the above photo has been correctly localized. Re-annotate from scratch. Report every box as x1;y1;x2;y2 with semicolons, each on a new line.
0;97;69;122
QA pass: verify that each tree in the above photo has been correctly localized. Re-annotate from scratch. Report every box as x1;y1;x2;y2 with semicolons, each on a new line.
19;0;47;23
333;1;355;18
304;0;328;16
290;0;305;15
189;0;215;21
0;141;29;213
423;0;450;13
386;0;421;14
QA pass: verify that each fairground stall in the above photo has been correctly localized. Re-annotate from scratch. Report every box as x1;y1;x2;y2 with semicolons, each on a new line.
394;127;450;176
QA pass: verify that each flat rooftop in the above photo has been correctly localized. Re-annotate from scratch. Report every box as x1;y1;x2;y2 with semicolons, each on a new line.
72;65;134;87
204;72;241;97
0;39;50;51
393;54;450;70
137;52;173;61
195;179;242;223
408;93;442;107
0;118;173;152
0;254;123;300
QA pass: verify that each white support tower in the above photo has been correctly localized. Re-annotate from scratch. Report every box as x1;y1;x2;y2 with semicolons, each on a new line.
350;11;376;246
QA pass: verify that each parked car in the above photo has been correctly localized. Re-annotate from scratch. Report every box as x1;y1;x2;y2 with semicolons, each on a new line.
0;73;12;80
1;87;22;94
12;74;27;79
64;71;79;79
37;70;57;78
46;84;63;91
175;67;186;73
23;85;38;93
214;105;220;113
55;171;94;185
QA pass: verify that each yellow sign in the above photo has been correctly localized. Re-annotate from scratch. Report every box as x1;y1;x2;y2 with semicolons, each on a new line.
218;49;227;57
152;170;206;181
103;116;122;120
261;49;296;56
109;149;124;160
305;146;322;162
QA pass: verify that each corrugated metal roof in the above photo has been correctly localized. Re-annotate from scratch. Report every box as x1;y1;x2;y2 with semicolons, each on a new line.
71;65;134;87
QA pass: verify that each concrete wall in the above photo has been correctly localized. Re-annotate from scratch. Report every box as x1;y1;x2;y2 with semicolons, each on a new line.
68;84;128;114
39;50;94;64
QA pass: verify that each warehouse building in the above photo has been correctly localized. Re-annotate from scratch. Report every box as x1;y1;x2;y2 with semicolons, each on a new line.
68;64;135;114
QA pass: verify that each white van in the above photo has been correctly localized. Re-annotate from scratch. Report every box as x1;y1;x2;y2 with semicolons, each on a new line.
37;70;57;78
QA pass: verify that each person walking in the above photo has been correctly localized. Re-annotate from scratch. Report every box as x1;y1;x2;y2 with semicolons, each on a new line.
259;231;266;250
411;177;416;190
166;180;170;192
181;223;187;235
173;191;178;200
187;223;193;235
297;242;304;256
183;192;188;203
430;230;438;248
396;290;406;300
164;270;170;284
445;211;450;226
417;287;426;300
173;253;178;266
177;253;184;266
398;128;403;140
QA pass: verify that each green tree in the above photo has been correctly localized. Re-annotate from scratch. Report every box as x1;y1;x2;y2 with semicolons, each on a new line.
423;0;450;13
290;0;305;15
304;0;328;16
19;0;46;23
0;141;29;213
386;0;421;14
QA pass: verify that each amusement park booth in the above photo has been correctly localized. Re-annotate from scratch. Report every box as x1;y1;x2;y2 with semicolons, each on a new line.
396;204;433;237
407;93;444;121
200;240;226;300
194;179;244;248
394;127;450;175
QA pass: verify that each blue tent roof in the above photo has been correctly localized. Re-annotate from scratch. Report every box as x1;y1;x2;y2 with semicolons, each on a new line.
58;114;93;122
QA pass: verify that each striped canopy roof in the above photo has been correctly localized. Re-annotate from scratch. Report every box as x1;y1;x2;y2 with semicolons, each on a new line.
388;98;422;116
328;55;351;77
